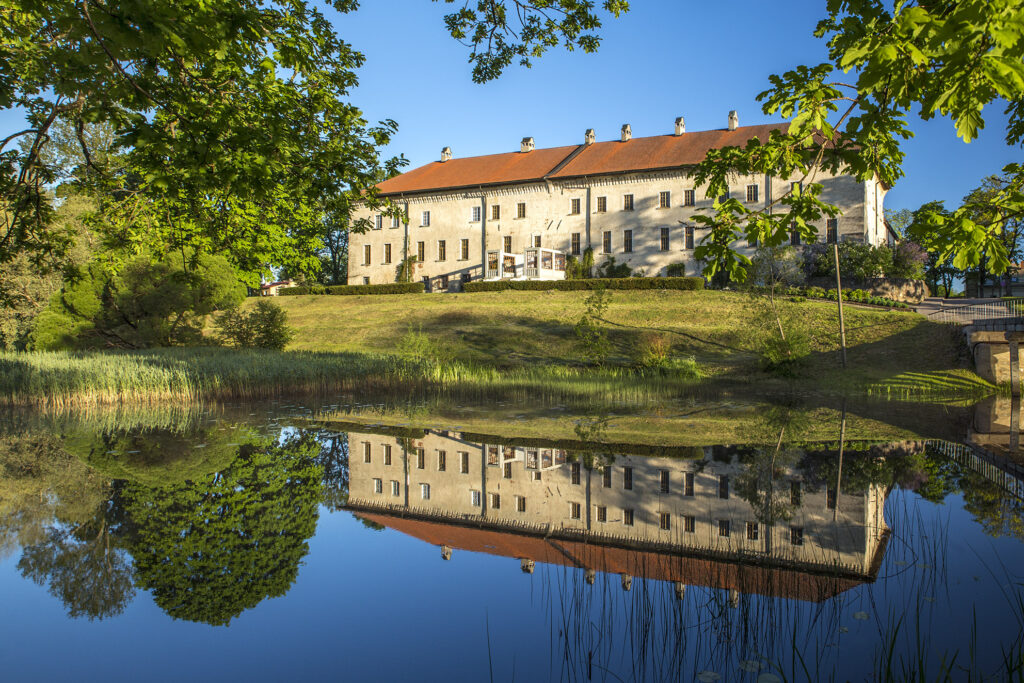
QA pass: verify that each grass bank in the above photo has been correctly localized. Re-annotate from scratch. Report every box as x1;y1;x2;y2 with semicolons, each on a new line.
269;289;986;397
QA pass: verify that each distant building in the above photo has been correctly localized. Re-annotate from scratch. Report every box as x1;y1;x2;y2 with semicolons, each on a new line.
348;113;890;291
345;428;892;601
259;279;297;297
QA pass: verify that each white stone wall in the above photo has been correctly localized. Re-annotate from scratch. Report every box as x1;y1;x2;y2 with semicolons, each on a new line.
347;167;887;287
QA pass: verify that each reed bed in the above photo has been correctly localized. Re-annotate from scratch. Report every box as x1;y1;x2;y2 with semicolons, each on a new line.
0;348;701;409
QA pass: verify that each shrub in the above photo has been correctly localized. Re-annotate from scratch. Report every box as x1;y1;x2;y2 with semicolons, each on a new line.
635;332;672;368
890;241;928;279
565;247;595;279
665;262;688;277
216;299;295;350
760;330;811;376
463;277;704;293
396;324;452;362
574;288;613;365
278;282;425;296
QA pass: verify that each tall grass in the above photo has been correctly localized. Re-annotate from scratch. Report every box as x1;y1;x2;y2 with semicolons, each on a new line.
0;348;704;408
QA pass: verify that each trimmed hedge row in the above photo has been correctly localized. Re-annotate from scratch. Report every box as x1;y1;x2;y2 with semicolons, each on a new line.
463;277;705;293
278;282;425;296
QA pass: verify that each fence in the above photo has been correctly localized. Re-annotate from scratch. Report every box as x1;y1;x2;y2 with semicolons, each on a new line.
926;298;1024;326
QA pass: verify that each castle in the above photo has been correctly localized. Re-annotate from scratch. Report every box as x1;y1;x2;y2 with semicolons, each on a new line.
347;113;891;291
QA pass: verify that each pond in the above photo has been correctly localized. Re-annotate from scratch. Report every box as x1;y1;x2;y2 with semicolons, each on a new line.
1;395;1022;681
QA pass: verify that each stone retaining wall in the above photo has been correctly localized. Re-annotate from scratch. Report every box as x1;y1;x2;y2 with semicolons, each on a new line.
807;277;930;304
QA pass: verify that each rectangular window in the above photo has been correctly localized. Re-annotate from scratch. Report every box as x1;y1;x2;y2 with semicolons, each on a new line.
437;451;446;472
603;467;612;488
517;496;527;513
570;502;581;520
718;189;731;203
719;475;730;500
719;520;731;537
437;240;446;261
683;472;694;496
746;522;759;541
597;506;607;522
492;204;500;220
660;512;671;530
375;214;383;230
826;218;838;244
373;478;383;494
460;451;470;474
439;274;448;290
571;233;581;255
660;227;670;251
461;272;471;284
460;238;469;260
684;515;695;533
623;509;635;526
790;527;804;546
471;206;481;222
391;480;400;496
623;229;633;253
421;210;430;227
746;184;759;203
683;189;695;206
487;446;499;466
623;466;633;491
516;202;526;219
489;492;501;510
791;481;802;506
417;241;425;262
503;462;513;479
623;194;634;211
827;487;837;510
363;442;371;464
503;235;512;253
659;191;671;208
391;215;401;228
470;490;481;506
383;444;392;466
416;448;425;469
602;231;612;254
420;483;431;500
533;234;541;248
363;244;371;265
570;198;581;215
660;470;670;493
685;226;695;250
790;222;801;246
384;243;392;264
571;462;581;485
596;196;607;213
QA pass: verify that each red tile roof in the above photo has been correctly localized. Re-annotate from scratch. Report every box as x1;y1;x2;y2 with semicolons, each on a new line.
357;510;879;603
375;124;788;196
376;145;580;195
550;123;787;179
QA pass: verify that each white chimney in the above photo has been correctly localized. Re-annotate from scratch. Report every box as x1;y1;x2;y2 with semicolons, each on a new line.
674;117;685;135
585;128;596;145
621;124;632;142
728;110;738;131
440;146;452;162
520;137;535;153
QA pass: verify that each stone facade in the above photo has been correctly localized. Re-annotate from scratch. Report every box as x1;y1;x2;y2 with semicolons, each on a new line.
348;121;890;291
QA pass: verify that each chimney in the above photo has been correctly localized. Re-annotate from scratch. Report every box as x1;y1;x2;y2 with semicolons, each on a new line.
674;117;685;136
728;110;738;131
520;137;535;153
620;124;632;142
585;128;596;145
440;146;452;162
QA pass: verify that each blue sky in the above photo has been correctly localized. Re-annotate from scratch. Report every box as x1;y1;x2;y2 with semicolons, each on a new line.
332;0;1019;213
1;0;1016;213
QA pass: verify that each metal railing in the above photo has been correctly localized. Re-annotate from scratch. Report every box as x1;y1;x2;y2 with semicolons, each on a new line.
927;298;1024;326
928;440;1024;501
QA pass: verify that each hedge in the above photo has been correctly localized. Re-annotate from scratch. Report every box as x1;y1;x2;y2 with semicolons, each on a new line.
278;282;425;296
462;277;705;293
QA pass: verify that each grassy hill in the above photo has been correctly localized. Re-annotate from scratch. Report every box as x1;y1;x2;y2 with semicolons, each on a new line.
269;289;983;396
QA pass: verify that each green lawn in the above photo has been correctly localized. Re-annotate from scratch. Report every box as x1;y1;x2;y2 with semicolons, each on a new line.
269;289;982;396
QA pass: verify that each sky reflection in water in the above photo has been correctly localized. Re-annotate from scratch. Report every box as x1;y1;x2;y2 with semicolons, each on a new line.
0;396;1022;682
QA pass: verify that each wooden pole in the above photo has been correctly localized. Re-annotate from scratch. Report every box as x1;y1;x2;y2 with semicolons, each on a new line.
834;242;848;368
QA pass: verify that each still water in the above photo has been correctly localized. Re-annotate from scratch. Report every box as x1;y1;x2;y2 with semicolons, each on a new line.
1;396;1023;681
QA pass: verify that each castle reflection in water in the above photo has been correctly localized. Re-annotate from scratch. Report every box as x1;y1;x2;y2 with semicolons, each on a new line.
345;428;890;603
